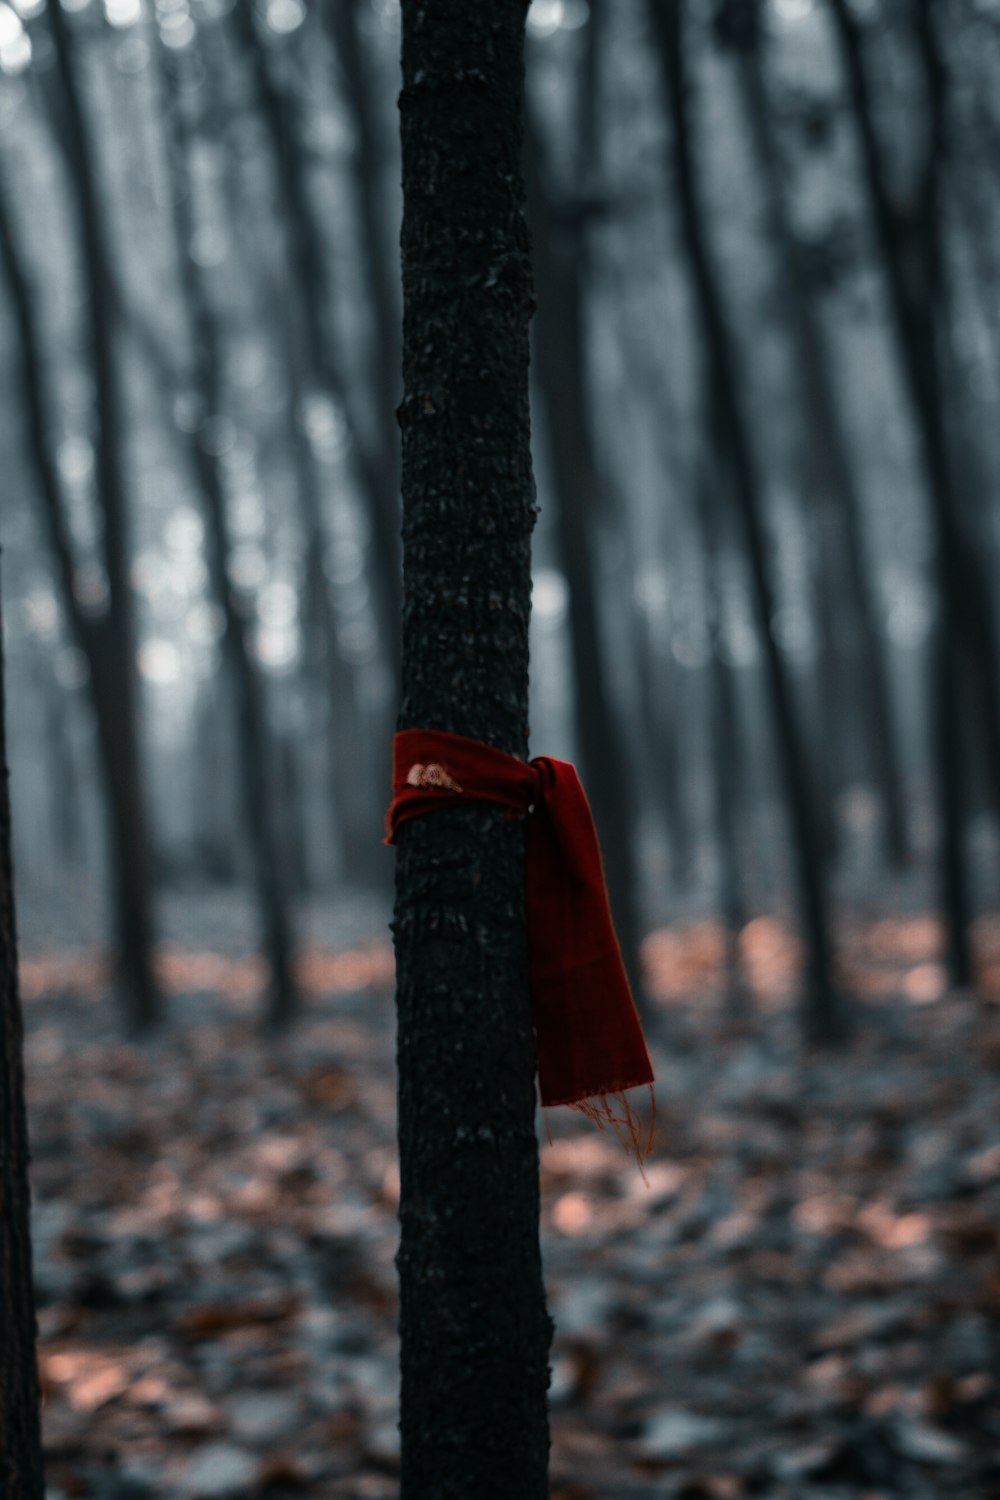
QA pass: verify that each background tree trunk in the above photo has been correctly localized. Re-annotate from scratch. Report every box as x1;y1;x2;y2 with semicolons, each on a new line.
0;577;46;1500
392;2;552;1493
648;0;844;1041
732;23;909;867
47;0;160;1028
156;44;298;1026
827;0;1000;985
525;118;643;1002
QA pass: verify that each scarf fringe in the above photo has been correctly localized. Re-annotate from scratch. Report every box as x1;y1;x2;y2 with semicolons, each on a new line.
567;1084;656;1179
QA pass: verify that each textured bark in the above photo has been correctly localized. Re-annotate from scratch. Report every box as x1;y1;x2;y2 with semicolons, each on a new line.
393;3;551;1494
0;580;46;1500
47;0;160;1028
649;0;844;1041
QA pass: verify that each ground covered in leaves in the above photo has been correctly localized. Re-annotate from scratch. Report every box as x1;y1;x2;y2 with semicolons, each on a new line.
19;896;1000;1500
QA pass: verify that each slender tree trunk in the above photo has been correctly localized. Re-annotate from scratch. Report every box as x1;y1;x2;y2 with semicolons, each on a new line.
41;662;84;872
190;683;239;883
274;254;387;892
301;534;378;883
0;578;46;1500
326;0;402;581
154;45;299;1024
0;178;159;1029
607;255;701;884
46;0;160;1027
695;425;749;1013
731;32;909;866
393;3;551;1492
233;9;398;849
648;0;844;1040
233;6;402;687
524;120;643;998
827;0;995;985
915;0;976;988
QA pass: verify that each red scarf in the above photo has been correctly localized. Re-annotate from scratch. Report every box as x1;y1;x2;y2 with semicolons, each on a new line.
385;730;654;1160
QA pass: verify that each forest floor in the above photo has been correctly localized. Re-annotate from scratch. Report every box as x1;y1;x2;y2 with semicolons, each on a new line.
17;887;1000;1500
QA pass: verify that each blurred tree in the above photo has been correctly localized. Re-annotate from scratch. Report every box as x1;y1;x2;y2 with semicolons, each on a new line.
0;175;159;1030
392;0;551;1491
0;577;45;1500
155;43;299;1026
648;0;844;1041
231;7;396;874
606;254;699;884
718;2;910;869
525;118;643;1003
46;0;160;1027
827;0;1000;986
325;0;402;635
232;5;402;676
696;411;750;1013
578;0;696;892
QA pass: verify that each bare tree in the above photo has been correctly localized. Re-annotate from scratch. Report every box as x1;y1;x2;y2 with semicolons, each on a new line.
46;0;160;1027
0;573;46;1500
392;1;551;1490
647;0;844;1040
155;42;298;1024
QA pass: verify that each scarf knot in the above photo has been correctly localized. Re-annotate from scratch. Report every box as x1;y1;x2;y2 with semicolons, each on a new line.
385;729;655;1162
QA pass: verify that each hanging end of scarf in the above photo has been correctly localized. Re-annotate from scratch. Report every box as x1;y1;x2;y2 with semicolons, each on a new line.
567;1083;656;1182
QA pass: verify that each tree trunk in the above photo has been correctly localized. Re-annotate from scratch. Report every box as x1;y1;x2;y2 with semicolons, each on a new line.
233;5;402;688
695;423;749;1014
648;0;844;1041
326;0;402;599
0;580;46;1500
826;0;996;985
393;3;551;1493
155;44;299;1025
732;30;910;866
47;0;160;1027
0;179;159;1031
233;8;398;847
301;530;381;886
524;119;644;1000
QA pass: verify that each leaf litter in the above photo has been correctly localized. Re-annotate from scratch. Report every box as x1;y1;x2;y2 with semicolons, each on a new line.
20;907;1000;1499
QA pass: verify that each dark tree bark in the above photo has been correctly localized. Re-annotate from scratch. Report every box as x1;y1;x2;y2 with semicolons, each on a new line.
155;44;299;1026
648;0;844;1041
0;578;46;1500
46;0;160;1028
393;3;551;1494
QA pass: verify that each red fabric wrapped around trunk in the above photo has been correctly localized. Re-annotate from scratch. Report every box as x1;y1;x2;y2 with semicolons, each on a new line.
385;730;654;1158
